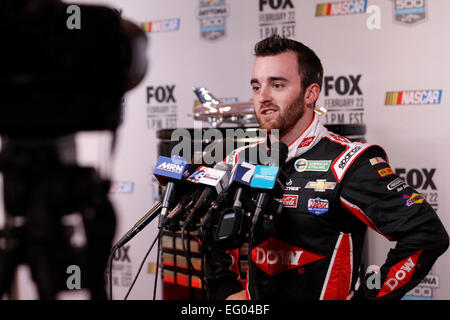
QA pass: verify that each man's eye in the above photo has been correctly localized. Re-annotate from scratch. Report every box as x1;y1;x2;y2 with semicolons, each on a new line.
252;86;260;92
273;83;283;89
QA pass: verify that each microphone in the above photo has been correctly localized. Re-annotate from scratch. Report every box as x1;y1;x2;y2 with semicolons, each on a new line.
211;161;257;247
112;138;193;246
228;161;257;208
183;162;232;229
113;201;162;248
250;142;289;232
153;154;193;228
163;187;203;230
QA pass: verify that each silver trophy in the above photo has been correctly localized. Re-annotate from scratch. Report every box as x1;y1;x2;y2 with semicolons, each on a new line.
192;87;257;128
192;87;326;128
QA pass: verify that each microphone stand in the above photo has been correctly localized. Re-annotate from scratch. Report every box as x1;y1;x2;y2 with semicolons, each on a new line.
108;201;162;300
114;201;162;249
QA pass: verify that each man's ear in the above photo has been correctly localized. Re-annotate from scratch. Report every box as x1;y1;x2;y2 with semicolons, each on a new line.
304;83;321;106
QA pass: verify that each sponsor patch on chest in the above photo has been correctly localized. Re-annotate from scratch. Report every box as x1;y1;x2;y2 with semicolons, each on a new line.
251;237;325;276
282;194;299;208
305;179;337;192
294;159;332;172
307;197;329;215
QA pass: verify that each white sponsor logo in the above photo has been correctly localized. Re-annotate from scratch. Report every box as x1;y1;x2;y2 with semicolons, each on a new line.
387;177;408;191
157;162;184;173
255;248;303;266
284;179;300;191
282;194;298;208
385;257;416;291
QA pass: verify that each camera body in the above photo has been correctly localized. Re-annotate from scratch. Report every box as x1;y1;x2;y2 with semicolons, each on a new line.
0;0;146;136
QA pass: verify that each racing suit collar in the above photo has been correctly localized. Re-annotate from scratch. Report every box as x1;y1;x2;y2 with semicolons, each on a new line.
266;113;329;163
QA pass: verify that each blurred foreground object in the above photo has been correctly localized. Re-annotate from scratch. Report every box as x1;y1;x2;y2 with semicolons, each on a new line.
0;0;147;136
0;0;147;299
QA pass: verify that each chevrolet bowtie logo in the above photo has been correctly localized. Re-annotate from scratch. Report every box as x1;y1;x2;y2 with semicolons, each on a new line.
305;179;336;192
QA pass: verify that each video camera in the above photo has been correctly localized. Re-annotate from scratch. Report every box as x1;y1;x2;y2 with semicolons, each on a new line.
0;0;147;299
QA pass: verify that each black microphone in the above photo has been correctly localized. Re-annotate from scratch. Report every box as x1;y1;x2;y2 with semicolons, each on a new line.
154;139;195;228
250;141;289;233
113;201;162;248
163;187;203;230
209;161;258;247
183;162;232;229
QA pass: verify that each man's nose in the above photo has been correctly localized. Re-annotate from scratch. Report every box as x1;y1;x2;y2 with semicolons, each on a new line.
258;85;272;105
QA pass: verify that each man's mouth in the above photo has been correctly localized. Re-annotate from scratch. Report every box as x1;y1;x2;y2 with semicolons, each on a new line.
260;107;278;116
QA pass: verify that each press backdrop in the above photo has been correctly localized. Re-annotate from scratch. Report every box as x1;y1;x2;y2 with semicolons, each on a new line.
5;0;449;300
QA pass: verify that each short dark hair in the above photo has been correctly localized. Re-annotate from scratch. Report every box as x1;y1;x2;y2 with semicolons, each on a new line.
254;35;323;91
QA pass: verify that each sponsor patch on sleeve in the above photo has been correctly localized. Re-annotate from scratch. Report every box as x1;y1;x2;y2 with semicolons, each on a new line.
369;157;387;166
377;167;394;177
403;193;425;207
377;250;423;298
387;177;408;192
332;142;372;181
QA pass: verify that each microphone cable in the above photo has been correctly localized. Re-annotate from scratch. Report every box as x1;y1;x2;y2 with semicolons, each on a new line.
108;245;119;300
181;222;204;293
123;227;163;300
152;230;162;300
107;202;162;300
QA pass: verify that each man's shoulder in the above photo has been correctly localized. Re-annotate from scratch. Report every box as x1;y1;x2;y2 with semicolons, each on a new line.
320;131;387;182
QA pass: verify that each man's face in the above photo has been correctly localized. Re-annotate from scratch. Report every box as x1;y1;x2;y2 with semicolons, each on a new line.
251;51;305;135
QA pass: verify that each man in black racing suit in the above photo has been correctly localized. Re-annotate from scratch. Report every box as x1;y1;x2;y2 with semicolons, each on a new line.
203;35;449;300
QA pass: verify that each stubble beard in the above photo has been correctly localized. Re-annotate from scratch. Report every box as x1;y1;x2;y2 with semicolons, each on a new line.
256;93;305;137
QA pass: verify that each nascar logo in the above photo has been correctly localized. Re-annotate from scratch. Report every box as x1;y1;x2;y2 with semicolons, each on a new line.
316;0;367;16
109;181;134;194
385;89;442;105
142;18;180;33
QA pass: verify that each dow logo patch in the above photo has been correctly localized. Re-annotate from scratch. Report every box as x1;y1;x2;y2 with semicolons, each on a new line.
377;250;423;297
251;237;325;276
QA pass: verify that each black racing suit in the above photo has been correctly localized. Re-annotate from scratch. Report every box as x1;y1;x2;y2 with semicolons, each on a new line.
203;114;449;300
